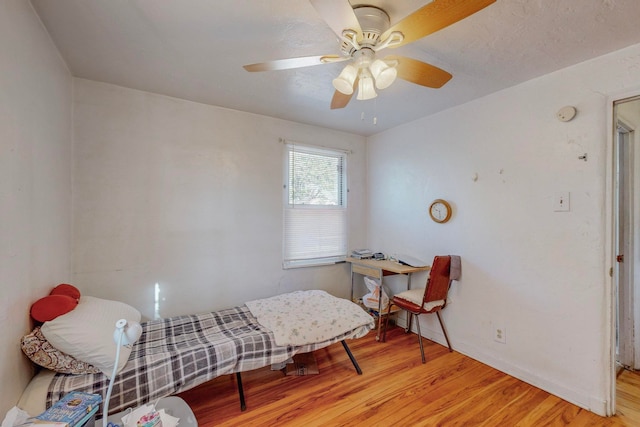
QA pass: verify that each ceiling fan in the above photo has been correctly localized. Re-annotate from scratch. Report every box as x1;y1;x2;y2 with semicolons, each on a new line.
243;0;496;109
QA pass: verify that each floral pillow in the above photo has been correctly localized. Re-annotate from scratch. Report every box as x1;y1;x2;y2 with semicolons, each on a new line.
21;326;100;375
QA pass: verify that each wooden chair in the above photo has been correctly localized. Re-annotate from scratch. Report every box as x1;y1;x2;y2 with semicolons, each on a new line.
382;255;454;363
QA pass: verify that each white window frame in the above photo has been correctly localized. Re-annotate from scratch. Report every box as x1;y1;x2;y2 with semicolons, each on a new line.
283;142;348;269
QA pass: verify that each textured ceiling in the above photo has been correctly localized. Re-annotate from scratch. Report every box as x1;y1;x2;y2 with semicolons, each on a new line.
31;0;640;136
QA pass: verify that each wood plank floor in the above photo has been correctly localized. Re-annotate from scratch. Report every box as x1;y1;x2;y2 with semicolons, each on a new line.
617;368;640;425
178;327;639;426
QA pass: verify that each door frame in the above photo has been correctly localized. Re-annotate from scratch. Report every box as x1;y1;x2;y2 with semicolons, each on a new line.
614;116;634;369
607;90;640;416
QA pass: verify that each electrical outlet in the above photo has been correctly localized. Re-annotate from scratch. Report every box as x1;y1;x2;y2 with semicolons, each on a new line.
494;326;506;344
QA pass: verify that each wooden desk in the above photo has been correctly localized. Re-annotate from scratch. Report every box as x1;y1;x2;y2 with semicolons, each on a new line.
346;257;430;340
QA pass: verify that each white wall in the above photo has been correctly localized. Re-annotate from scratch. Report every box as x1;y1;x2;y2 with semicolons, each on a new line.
366;43;640;415
0;0;72;414
72;79;367;319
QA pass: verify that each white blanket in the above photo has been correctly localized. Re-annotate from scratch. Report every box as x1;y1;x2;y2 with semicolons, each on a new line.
246;290;374;346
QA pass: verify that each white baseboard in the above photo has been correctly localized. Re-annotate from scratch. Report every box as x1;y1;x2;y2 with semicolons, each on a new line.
397;319;608;417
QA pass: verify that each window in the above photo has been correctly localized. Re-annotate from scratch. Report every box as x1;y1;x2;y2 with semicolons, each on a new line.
283;142;347;268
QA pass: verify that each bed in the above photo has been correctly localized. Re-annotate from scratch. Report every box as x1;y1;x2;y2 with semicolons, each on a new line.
18;289;374;417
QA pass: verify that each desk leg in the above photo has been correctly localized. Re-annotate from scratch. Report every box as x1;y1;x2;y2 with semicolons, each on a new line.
376;276;391;341
405;273;413;332
350;267;355;303
376;273;414;340
376;277;385;341
376;292;382;341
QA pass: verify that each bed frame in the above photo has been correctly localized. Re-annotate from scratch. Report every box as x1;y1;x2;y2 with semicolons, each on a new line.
235;340;362;411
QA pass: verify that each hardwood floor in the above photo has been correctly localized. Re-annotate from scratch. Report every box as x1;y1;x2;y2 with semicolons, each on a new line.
178;327;638;426
617;368;640;425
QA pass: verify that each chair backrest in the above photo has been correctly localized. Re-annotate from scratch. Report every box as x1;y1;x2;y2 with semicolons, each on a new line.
423;255;452;304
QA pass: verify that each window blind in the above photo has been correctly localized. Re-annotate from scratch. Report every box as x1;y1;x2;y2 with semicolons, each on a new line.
283;143;347;268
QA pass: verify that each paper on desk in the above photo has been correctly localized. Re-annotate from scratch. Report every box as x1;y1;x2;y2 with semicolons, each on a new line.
395;254;428;268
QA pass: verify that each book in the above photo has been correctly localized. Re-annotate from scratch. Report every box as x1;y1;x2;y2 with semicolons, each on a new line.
34;391;102;427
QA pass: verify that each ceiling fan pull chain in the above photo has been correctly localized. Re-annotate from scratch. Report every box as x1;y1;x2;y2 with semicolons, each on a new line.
373;98;378;125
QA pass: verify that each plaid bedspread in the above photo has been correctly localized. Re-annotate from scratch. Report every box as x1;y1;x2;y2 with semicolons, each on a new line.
45;305;371;416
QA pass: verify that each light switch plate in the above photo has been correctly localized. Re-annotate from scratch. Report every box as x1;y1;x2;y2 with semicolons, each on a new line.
554;191;570;212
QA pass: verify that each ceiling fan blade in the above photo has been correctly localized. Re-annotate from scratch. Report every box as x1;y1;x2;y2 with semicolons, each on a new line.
330;77;358;109
243;55;347;72
387;55;452;88
310;0;362;39
381;0;495;48
330;91;353;109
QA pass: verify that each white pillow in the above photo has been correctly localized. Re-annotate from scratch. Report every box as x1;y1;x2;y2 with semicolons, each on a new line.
40;295;141;378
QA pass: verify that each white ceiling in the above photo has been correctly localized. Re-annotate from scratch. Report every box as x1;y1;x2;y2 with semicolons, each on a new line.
31;0;640;136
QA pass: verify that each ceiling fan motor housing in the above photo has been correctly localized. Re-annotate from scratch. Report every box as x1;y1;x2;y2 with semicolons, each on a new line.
339;5;390;55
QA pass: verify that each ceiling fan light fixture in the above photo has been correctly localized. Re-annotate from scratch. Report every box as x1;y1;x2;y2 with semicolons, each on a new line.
357;74;377;100
369;59;397;89
332;64;358;95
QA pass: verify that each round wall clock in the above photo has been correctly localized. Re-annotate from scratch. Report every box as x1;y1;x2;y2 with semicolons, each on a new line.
429;199;452;223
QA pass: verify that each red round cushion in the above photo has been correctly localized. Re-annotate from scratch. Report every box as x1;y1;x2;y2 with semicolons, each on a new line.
30;295;78;323
50;283;81;300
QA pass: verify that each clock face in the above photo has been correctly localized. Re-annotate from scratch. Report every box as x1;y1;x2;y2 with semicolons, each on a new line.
431;203;447;220
429;199;452;223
